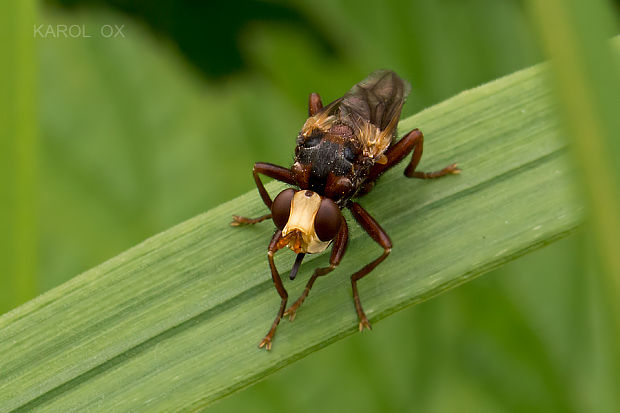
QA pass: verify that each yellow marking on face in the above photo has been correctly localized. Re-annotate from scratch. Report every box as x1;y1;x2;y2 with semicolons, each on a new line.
282;191;331;254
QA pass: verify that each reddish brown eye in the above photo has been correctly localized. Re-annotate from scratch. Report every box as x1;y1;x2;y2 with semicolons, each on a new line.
271;189;295;230
314;198;342;241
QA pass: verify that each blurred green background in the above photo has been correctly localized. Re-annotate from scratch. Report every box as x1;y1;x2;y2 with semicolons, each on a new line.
2;0;619;411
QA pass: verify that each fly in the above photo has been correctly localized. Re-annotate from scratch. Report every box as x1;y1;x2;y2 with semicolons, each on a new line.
231;70;460;350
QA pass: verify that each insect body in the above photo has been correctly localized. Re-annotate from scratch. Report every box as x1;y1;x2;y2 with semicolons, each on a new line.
231;70;460;350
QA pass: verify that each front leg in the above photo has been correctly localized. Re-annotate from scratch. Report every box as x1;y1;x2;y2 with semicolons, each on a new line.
284;218;348;321
231;162;296;226
259;230;288;350
347;202;392;331
230;213;272;226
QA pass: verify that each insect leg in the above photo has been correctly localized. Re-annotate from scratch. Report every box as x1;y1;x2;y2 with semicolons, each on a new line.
284;219;349;321
252;162;296;208
231;162;295;226
347;202;392;331
401;130;460;179
308;92;323;116
365;129;459;183
230;213;272;226
259;230;288;350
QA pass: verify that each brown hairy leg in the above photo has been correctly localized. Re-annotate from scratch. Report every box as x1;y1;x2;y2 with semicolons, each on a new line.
308;92;323;116
231;162;295;226
259;230;288;350
347;202;392;331
366;128;460;183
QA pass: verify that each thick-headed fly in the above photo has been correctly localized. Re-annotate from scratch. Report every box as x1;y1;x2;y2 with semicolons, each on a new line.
231;70;460;350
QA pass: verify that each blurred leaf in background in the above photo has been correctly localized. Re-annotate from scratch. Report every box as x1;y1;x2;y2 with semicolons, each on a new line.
527;0;620;410
0;0;38;312
0;0;616;410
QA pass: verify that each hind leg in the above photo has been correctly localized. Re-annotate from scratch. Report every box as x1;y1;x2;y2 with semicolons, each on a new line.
366;129;460;183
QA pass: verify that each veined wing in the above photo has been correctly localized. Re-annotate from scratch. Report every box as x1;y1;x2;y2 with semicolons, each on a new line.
300;70;411;161
340;70;411;160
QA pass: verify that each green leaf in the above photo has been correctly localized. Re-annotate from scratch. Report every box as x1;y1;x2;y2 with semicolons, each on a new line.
0;56;586;411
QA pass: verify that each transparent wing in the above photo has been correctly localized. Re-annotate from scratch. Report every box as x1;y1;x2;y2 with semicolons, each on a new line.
300;70;411;160
339;70;411;134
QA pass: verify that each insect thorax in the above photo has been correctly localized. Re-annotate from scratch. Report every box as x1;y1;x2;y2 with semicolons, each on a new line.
293;125;374;202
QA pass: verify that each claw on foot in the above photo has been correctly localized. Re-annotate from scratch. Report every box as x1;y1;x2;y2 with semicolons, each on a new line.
358;317;372;332
284;307;297;321
447;163;461;174
230;215;244;227
258;336;273;350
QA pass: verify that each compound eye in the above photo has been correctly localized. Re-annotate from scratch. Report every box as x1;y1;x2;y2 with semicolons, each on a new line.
314;198;342;241
271;189;295;230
